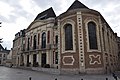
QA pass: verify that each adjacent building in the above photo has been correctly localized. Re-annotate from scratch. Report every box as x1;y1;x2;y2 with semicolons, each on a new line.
6;48;13;67
12;0;119;74
12;29;25;66
0;44;10;65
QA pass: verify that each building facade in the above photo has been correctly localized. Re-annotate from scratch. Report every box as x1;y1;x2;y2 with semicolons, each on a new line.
12;29;25;66
13;0;119;74
0;44;10;65
117;37;120;70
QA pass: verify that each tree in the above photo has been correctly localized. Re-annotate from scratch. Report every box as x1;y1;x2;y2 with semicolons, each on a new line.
0;38;2;43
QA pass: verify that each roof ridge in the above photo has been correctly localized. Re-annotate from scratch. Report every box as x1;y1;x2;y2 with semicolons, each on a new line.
67;0;89;11
34;7;56;21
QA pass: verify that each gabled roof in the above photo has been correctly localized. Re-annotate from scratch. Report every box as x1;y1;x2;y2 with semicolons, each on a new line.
67;0;89;11
34;7;56;20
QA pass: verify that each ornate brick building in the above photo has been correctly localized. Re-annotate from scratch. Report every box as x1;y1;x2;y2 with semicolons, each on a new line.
12;0;118;74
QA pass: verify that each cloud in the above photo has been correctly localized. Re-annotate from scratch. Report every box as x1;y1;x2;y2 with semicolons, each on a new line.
0;0;120;50
0;1;14;19
1;40;12;50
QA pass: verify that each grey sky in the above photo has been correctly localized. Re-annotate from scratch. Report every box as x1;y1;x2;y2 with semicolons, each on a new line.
0;0;120;49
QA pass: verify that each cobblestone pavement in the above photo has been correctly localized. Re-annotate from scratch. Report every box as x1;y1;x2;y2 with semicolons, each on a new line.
0;66;117;80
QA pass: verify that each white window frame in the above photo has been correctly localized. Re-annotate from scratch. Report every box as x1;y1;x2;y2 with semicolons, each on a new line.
85;19;101;52
61;19;76;53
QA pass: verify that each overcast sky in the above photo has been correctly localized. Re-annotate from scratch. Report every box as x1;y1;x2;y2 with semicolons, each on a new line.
0;0;120;50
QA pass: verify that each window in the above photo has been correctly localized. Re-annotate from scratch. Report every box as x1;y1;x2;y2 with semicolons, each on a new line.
55;35;58;44
88;22;98;49
33;35;37;49
107;32;110;52
64;24;73;50
30;36;32;46
4;54;5;57
47;31;50;43
102;28;106;51
38;33;40;45
41;32;46;48
27;37;30;50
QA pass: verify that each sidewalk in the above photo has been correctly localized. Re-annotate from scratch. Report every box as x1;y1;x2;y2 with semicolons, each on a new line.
13;66;120;80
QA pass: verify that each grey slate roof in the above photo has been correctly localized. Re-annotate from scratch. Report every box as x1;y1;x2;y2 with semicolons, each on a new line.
0;44;10;53
67;0;89;11
34;7;56;20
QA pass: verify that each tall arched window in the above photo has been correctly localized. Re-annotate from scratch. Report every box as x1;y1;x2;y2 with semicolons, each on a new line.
64;24;73;50
88;22;98;49
41;32;46;48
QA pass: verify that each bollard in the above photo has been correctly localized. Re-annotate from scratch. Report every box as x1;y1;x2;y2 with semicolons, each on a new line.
29;77;31;80
55;78;57;80
81;79;83;80
106;78;108;80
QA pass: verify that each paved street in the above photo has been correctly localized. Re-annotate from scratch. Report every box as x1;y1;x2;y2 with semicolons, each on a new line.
0;66;118;80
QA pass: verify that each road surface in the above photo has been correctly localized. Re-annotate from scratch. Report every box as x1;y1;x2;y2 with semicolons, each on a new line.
0;66;117;80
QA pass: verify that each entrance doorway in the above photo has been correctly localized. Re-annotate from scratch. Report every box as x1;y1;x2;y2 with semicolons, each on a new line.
27;55;29;67
41;53;46;67
18;57;19;66
33;54;37;67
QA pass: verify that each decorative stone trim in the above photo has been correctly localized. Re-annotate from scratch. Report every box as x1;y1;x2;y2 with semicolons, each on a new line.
89;54;101;65
77;12;85;72
84;17;101;52
62;55;75;65
61;19;76;53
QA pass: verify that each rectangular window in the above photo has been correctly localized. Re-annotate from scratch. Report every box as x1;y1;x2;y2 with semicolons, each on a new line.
38;33;40;45
107;33;110;52
47;31;50;43
55;35;58;44
27;38;30;50
30;36;32;46
102;28;106;51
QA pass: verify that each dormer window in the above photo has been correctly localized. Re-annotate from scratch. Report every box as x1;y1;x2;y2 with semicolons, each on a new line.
37;14;47;20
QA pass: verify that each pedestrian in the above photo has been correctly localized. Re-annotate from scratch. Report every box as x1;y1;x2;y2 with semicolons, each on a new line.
112;73;118;80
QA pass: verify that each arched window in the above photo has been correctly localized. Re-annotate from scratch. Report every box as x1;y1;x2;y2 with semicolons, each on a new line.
41;32;46;48
64;24;73;50
88;22;98;49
